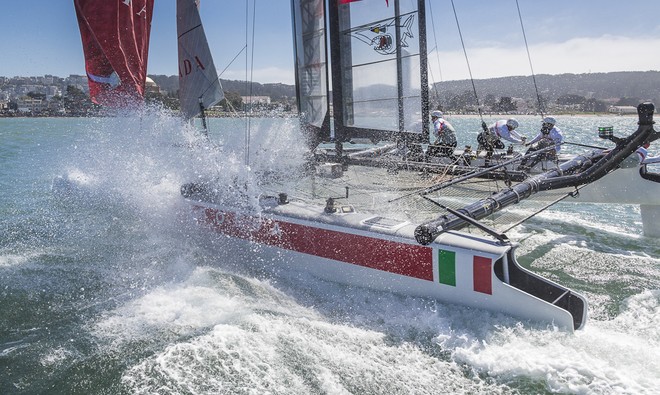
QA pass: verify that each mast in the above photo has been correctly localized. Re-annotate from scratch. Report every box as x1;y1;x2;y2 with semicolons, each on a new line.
199;98;209;136
417;0;430;143
328;0;346;142
395;1;404;133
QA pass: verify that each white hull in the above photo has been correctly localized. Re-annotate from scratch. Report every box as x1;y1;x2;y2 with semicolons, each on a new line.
526;157;660;236
183;196;587;331
577;165;659;204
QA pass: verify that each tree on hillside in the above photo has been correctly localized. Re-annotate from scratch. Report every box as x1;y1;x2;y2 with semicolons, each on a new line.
220;91;243;111
483;94;497;111
495;96;517;113
615;97;641;106
447;90;477;111
27;91;46;100
534;95;549;114
160;91;180;111
64;85;94;116
582;98;608;113
556;94;585;106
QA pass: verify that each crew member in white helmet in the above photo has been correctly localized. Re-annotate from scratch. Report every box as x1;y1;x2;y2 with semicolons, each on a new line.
527;116;563;153
490;118;526;145
518;116;563;170
476;118;524;166
429;110;458;161
637;142;660;164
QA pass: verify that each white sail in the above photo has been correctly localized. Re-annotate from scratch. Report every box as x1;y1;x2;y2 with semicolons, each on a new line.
177;0;224;120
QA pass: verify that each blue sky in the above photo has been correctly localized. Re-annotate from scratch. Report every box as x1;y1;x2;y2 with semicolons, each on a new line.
1;1;659;84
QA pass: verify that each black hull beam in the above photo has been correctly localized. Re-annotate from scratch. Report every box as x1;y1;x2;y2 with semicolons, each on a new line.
415;103;658;245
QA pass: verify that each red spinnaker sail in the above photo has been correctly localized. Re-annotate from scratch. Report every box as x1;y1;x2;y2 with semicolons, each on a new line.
74;0;154;107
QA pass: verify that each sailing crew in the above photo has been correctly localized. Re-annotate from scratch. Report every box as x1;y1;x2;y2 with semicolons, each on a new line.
637;143;660;164
478;118;526;150
518;116;563;170
428;110;458;161
492;118;526;145
636;142;660;182
477;118;526;166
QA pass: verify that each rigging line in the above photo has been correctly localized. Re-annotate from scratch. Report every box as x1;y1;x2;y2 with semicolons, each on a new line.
245;0;257;167
427;49;440;103
426;0;443;105
449;0;485;122
218;45;247;78
500;185;587;233
563;141;608;150
388;144;557;202
515;0;544;117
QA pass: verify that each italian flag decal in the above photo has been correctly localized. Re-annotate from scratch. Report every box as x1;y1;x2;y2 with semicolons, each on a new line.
438;250;457;286
438;249;493;295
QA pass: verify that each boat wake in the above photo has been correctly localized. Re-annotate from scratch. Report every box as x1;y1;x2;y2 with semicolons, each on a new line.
86;263;660;394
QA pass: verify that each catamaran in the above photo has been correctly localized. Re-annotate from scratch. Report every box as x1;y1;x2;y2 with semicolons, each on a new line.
176;0;660;332
70;0;659;332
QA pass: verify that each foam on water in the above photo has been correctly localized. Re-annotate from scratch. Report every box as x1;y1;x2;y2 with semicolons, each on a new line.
92;268;512;394
443;290;660;395
0;251;42;268
91;259;660;394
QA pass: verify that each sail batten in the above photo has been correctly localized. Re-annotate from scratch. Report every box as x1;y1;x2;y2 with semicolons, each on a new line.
178;24;203;39
177;0;224;120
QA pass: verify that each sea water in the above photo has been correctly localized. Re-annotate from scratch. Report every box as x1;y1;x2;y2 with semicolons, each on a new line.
0;110;658;394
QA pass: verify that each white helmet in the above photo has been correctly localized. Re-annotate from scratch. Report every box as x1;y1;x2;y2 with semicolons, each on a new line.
542;116;556;125
431;110;443;118
506;118;519;129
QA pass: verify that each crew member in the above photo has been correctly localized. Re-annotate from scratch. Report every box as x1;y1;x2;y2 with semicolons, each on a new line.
518;116;563;171
428;110;458;161
477;118;525;166
637;142;660;164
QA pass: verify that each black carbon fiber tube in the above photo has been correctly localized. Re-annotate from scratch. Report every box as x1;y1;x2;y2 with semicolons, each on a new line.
414;103;657;245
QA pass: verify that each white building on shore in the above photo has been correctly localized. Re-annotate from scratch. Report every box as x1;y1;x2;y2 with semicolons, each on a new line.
608;105;638;115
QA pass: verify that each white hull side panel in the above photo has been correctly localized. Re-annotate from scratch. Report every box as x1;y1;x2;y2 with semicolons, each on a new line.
186;200;579;331
271;241;577;331
577;166;660;205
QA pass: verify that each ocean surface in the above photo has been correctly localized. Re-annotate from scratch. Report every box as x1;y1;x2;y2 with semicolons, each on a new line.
1;111;659;394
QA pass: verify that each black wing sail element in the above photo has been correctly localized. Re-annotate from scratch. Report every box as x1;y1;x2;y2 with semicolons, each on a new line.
329;0;429;144
292;0;331;148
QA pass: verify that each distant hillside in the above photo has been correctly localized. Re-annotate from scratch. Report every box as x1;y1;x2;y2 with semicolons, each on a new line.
433;71;660;105
148;75;296;100
150;71;660;106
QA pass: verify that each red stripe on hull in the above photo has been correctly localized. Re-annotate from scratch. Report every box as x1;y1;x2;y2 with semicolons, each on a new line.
197;207;434;281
